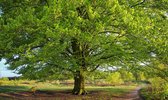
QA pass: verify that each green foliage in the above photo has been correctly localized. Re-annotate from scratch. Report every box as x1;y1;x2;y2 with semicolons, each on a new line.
161;84;168;100
119;70;135;82
0;2;167;95
0;0;155;80
149;77;165;94
86;71;108;84
138;72;146;81
144;62;168;82
106;72;124;85
142;77;168;100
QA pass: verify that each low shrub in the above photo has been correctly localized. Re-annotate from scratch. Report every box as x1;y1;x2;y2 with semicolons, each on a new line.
106;72;124;85
141;77;168;100
0;77;9;81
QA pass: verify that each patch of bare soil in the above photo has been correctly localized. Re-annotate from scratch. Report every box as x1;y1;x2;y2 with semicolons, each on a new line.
111;87;143;100
0;88;143;100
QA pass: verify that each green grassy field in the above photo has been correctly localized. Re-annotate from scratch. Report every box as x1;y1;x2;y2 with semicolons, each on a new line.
0;80;138;100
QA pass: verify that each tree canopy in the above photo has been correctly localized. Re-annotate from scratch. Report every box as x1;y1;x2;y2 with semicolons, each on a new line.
0;0;167;95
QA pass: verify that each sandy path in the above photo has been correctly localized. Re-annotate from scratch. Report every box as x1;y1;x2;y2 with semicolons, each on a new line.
112;87;142;100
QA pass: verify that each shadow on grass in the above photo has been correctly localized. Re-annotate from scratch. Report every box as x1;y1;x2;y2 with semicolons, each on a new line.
88;87;131;94
0;86;29;93
0;86;137;100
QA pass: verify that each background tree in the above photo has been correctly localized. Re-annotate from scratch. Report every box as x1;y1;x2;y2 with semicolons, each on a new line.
106;72;124;85
119;69;134;82
0;0;155;95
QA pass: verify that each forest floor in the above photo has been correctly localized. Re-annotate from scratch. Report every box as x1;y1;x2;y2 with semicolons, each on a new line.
0;86;143;100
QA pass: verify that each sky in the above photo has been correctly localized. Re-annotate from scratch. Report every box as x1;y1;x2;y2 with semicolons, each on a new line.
0;59;21;78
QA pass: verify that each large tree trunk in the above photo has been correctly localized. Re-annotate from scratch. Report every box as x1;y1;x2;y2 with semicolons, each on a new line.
72;70;87;95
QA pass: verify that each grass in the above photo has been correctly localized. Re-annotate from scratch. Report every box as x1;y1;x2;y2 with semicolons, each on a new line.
38;85;135;94
0;80;138;100
0;80;136;93
0;86;29;93
88;86;135;91
86;85;136;96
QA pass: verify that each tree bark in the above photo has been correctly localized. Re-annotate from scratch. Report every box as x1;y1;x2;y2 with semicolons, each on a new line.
72;70;87;95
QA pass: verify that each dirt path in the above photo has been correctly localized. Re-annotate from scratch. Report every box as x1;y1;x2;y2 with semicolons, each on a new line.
112;87;142;100
0;87;143;100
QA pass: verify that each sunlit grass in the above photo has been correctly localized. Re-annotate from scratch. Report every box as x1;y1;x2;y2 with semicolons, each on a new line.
0;80;140;100
86;85;136;96
0;80;137;95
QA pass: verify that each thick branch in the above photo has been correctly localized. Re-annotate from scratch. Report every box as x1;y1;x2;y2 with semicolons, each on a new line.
99;54;115;60
143;63;168;82
98;30;120;34
131;0;146;8
89;65;100;72
30;44;44;51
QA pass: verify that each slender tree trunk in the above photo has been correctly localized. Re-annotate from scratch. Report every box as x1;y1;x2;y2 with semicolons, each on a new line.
72;70;87;95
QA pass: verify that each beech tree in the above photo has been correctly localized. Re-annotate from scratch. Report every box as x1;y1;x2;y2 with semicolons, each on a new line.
0;0;158;94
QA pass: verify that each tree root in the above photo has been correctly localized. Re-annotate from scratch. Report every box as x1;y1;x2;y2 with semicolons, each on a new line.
72;89;88;95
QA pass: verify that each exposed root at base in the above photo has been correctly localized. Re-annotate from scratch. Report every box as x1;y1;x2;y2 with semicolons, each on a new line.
72;89;88;95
